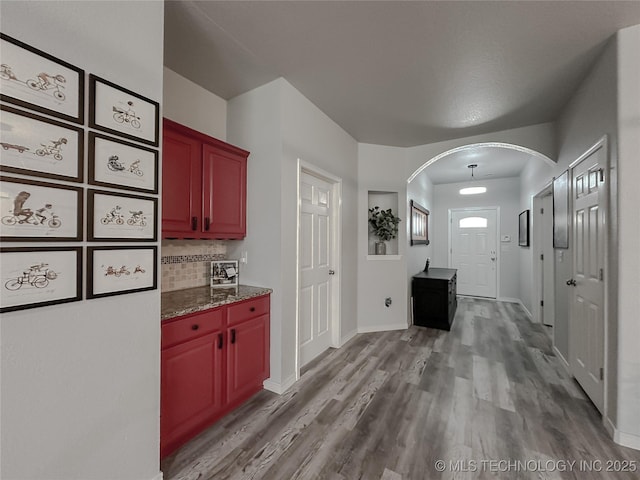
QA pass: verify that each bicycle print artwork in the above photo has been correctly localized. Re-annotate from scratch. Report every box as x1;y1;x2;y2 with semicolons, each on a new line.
0;34;84;123
1;191;62;229
4;263;58;291
88;189;156;241
0;247;82;313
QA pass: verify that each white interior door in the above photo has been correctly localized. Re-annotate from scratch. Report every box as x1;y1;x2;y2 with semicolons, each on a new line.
569;142;606;413
299;172;333;367
450;209;497;298
542;194;555;326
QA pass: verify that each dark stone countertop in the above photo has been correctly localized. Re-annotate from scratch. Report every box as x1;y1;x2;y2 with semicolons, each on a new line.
161;284;272;321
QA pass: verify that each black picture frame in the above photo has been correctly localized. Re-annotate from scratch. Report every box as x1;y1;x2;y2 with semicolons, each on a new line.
88;132;159;194
87;246;157;299
0;104;84;182
0;175;83;241
519;210;530;247
0;246;82;313
0;33;85;124
89;74;160;147
410;200;430;246
553;170;570;249
87;189;157;242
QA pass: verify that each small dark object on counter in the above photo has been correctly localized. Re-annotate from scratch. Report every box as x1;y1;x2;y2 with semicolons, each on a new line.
424;258;430;272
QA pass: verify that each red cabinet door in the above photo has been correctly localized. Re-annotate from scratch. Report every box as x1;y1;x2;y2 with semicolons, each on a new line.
226;314;269;405
203;144;247;238
162;124;202;236
161;331;223;457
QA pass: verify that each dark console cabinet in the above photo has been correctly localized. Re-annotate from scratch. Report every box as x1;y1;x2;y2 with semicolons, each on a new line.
412;268;457;330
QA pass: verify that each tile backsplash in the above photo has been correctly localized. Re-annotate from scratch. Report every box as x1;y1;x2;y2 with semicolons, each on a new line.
161;240;227;292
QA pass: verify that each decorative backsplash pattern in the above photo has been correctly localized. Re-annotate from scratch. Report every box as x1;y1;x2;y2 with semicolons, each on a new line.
161;240;227;292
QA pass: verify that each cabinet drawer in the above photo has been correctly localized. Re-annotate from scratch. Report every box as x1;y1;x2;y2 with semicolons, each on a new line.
227;295;270;326
162;308;223;349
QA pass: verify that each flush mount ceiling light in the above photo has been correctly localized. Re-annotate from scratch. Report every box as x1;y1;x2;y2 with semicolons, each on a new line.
459;186;487;195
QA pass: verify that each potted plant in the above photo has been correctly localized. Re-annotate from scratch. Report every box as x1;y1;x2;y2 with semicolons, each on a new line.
368;206;401;255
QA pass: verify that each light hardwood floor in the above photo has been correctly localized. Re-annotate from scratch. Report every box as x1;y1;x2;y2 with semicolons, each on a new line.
161;298;640;479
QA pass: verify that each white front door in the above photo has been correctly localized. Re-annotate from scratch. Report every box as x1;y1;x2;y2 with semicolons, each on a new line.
299;172;333;367
569;141;606;413
450;209;498;298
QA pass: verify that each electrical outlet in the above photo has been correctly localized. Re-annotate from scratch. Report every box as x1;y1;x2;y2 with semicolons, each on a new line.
240;251;248;264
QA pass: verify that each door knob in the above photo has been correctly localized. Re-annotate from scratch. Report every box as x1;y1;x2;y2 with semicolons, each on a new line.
328;270;335;275
566;278;577;286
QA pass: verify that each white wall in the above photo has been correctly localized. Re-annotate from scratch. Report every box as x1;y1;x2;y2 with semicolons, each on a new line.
554;37;619;422
616;23;640;447
163;67;227;140
357;144;409;332
432;177;521;301
227;78;358;391
0;2;163;480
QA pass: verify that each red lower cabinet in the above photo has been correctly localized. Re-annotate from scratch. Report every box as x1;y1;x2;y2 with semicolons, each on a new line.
160;295;270;459
227;314;270;406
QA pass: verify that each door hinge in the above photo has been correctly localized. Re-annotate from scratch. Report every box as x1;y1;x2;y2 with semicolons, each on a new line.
540;300;544;307
599;268;604;281
540;207;544;214
540;254;544;261
599;168;605;182
600;367;604;381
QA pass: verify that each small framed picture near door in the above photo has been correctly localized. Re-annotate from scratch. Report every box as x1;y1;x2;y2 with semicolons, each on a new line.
210;260;239;288
519;210;530;247
1;247;82;313
553;170;570;249
89;74;159;147
0;33;85;124
87;246;157;299
410;200;430;246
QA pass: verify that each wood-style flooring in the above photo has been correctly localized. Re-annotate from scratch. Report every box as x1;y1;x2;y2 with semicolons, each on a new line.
161;298;640;479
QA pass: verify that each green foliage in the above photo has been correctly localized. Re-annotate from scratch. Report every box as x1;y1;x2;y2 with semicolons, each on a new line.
368;206;401;241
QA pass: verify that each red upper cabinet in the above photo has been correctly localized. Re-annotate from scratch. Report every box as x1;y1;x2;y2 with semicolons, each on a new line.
162;119;248;239
203;144;246;238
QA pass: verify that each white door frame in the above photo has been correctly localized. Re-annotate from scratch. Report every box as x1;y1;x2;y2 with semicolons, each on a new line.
568;136;609;417
296;159;342;380
448;206;501;299
532;182;554;325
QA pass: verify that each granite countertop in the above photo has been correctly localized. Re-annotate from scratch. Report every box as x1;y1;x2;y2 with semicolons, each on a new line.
161;284;272;321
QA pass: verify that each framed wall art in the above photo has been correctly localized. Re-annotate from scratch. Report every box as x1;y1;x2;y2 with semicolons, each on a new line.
87;189;157;241
0;33;84;124
518;210;530;247
410;200;430;246
87;246;157;299
0;105;84;182
0;246;82;313
0;176;83;241
553;170;569;249
88;132;158;193
210;260;239;288
89;74;159;147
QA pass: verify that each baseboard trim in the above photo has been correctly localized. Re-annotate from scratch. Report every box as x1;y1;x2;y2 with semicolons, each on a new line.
497;297;521;304
339;329;358;346
151;473;163;480
357;323;408;334
553;345;571;374
263;373;296;395
516;300;533;320
606;420;640;451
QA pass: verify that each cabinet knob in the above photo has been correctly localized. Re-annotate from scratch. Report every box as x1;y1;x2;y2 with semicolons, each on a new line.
191;216;198;231
231;328;236;344
250;307;256;312
205;217;210;231
191;324;199;331
218;333;223;349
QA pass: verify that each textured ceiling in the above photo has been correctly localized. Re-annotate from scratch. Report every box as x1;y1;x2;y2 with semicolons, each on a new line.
164;0;640;148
